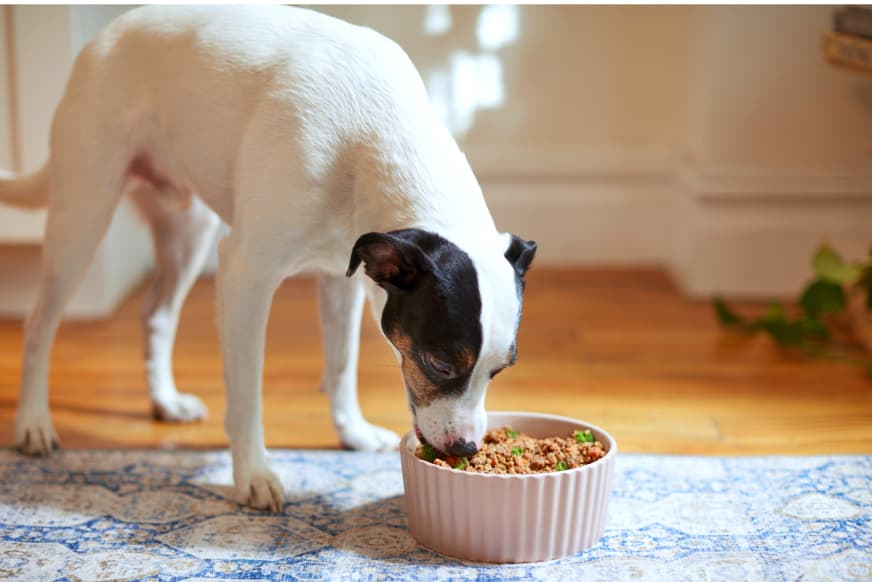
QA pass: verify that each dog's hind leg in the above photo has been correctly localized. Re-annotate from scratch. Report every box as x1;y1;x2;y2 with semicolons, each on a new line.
318;274;400;451
131;188;220;422
14;154;127;456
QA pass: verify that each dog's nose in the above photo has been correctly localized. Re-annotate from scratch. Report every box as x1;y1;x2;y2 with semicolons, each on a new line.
445;438;478;457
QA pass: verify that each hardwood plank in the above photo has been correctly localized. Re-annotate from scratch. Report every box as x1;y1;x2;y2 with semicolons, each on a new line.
0;268;870;455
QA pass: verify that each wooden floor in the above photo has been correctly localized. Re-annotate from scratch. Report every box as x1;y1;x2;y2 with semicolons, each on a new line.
1;268;870;455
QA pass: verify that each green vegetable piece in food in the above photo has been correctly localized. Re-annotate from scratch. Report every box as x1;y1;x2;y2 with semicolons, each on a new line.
506;428;519;438
454;457;469;470
575;429;594;443
555;461;568;471
420;443;438;462
512;446;523;456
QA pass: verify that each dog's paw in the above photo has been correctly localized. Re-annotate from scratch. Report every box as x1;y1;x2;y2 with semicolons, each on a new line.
152;392;207;423
14;412;59;456
339;420;401;452
235;467;285;512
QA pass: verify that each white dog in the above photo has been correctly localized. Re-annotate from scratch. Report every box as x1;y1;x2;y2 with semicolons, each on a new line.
0;5;536;511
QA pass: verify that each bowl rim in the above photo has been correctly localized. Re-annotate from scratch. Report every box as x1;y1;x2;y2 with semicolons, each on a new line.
400;410;618;480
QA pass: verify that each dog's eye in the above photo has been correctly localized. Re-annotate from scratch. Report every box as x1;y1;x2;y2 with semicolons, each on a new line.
424;352;456;378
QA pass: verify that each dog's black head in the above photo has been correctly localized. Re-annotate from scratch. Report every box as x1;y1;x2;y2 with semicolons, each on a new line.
347;228;536;456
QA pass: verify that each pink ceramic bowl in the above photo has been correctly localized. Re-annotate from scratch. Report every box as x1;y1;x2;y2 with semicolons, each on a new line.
400;411;617;563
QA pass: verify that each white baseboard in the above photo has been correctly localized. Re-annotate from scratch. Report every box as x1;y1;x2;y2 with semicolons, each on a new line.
480;148;872;298
471;146;679;266
0;198;153;320
483;181;678;266
3;146;869;319
673;164;872;298
0;207;45;244
0;244;150;320
465;145;675;183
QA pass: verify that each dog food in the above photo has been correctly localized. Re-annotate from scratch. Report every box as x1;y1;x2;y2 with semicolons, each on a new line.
416;427;606;474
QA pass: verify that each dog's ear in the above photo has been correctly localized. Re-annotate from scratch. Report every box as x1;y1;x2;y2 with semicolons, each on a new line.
347;232;430;293
504;234;537;278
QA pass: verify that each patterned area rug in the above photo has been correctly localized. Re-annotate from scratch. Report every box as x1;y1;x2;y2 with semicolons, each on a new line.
0;449;869;581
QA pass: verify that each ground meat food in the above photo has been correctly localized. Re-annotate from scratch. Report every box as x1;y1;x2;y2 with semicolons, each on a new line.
415;427;607;474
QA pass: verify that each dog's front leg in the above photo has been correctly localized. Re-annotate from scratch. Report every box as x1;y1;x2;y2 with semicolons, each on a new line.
318;274;400;450
217;239;284;511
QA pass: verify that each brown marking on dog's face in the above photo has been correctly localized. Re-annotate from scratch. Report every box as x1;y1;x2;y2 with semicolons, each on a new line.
389;330;439;406
388;328;478;408
457;347;475;371
402;355;441;407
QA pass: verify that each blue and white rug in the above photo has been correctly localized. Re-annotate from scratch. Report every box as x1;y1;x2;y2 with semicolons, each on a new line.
0;449;869;581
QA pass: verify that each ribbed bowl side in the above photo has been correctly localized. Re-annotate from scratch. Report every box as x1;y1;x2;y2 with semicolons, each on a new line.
401;412;617;563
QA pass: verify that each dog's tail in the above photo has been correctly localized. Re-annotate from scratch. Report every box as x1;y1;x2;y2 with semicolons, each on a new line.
0;163;50;209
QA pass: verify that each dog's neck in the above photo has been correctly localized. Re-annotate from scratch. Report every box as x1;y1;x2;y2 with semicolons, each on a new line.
352;122;498;253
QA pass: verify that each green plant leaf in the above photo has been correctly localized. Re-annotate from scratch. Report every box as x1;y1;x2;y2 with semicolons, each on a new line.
812;245;862;284
713;296;744;327
859;268;872;311
712;242;872;382
800;316;830;339
755;318;805;347
764;302;786;321
799;279;846;318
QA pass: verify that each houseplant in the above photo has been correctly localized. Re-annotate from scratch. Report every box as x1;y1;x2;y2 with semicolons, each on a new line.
714;244;872;377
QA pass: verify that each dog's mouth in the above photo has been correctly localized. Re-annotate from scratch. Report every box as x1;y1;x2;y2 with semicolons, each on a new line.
410;403;424;443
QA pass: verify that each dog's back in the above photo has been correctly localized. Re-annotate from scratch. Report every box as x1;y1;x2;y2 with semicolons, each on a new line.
50;5;451;228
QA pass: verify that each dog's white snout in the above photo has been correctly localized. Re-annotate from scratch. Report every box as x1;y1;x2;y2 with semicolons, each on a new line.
414;399;487;455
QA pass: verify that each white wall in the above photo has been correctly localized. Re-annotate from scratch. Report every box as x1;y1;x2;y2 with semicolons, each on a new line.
315;6;694;151
686;6;872;174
